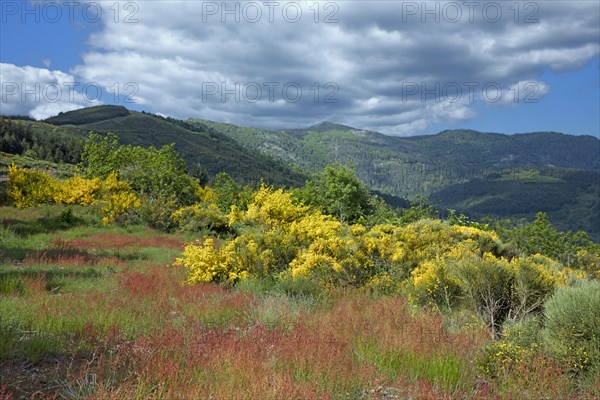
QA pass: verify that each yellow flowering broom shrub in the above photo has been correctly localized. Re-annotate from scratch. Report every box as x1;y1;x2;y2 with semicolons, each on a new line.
9;164;104;207
54;175;102;205
99;172;142;224
410;256;462;311
244;185;310;226
175;238;249;284
477;318;542;378
289;237;347;281
508;254;561;321
8;163;59;207
177;185;344;284
195;185;217;203
170;187;234;233
171;203;229;233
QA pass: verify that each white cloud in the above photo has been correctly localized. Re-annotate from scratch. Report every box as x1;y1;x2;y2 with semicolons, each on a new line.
485;80;551;108
0;63;100;119
5;1;599;134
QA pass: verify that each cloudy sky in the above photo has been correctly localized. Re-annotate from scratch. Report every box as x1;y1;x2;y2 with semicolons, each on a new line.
1;0;599;136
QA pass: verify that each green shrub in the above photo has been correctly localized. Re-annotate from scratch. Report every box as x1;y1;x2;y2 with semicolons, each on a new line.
542;280;600;374
454;255;513;338
59;206;75;225
273;275;324;300
234;276;276;295
170;202;230;234
477;317;542;378
138;195;179;231
509;255;559;321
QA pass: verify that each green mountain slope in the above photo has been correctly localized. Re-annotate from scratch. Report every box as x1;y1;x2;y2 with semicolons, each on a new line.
187;118;600;239
41;106;306;186
407;130;600;172
429;168;600;240
45;105;130;125
4;105;598;239
188;120;600;197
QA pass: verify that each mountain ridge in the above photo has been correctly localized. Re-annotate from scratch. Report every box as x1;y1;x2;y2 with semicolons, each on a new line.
38;105;600;142
2;105;598;239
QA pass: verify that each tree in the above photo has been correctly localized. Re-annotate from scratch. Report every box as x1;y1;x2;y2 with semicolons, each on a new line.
80;132;123;179
80;132;198;206
399;195;438;224
296;163;373;223
454;255;513;338
210;172;253;212
500;212;598;270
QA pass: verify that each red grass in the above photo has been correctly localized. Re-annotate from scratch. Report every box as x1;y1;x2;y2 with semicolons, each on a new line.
21;249;125;267
18;283;597;400
0;385;13;400
22;276;47;296
59;290;488;399
5;258;596;399
56;234;184;251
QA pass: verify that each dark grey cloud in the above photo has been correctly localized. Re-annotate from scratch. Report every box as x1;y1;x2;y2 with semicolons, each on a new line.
7;1;600;135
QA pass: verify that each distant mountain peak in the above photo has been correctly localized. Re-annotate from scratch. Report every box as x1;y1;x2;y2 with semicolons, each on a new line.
45;105;129;125
437;129;499;137
307;121;355;132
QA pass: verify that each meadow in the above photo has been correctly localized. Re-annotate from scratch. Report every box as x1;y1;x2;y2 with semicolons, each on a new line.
1;205;598;399
1;136;599;399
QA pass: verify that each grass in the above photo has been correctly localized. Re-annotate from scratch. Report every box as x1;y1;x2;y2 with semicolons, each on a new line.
1;205;598;399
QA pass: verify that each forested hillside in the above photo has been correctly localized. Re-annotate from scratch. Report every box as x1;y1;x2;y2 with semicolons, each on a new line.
52;107;305;186
188;119;599;196
187;117;600;240
430;168;600;240
2;105;599;240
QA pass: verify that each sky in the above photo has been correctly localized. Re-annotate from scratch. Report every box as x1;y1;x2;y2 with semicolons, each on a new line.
1;0;599;137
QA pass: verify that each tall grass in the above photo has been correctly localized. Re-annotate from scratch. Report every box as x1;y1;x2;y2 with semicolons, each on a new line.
1;205;598;399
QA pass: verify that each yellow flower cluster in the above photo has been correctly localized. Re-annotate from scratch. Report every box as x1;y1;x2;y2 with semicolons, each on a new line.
8;163;59;207
175;238;250;283
290;237;346;278
478;339;538;377
9;163;104;207
195;186;216;203
8;165;141;224
411;256;462;311
245;186;309;226
573;248;600;278
100;191;142;225
95;172;141;224
175;184;586;312
54;175;102;205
